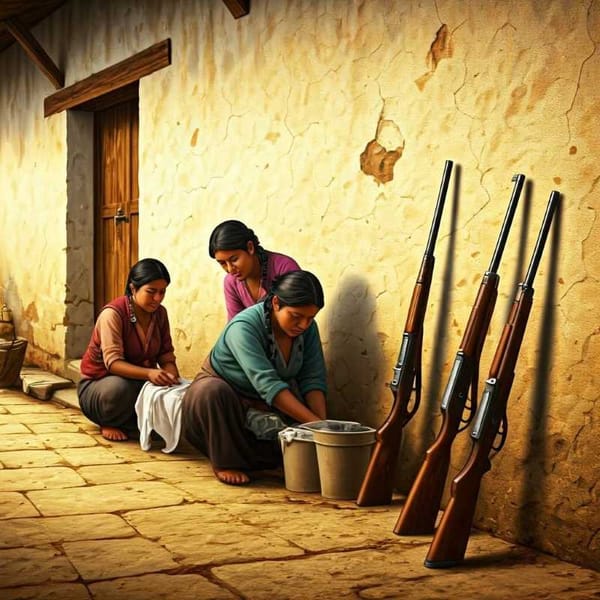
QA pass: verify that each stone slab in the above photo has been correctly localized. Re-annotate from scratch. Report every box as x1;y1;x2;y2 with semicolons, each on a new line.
212;539;600;600
0;413;74;425
0;434;46;451
0;492;40;519
0;466;86;491
124;503;305;566
63;537;179;580
0;545;78;588
37;433;99;449
54;446;126;467
4;404;68;414
27;481;188;516
20;368;73;401
218;501;402;552
2;583;91;600
0;423;30;434
88;573;235;600
0;450;65;468
1;513;135;548
133;458;211;481
27;422;81;433
51;387;80;410
65;359;82;385
77;463;156;485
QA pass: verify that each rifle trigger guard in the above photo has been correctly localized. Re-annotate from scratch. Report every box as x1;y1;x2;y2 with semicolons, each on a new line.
492;413;508;454
458;359;480;432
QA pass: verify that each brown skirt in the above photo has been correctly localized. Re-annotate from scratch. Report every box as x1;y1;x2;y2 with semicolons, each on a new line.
181;356;282;471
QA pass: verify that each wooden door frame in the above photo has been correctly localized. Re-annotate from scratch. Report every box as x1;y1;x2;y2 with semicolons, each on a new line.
93;90;139;316
58;41;171;360
44;39;170;117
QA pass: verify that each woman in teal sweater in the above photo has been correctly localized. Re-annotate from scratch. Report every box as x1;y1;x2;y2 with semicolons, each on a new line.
182;270;327;485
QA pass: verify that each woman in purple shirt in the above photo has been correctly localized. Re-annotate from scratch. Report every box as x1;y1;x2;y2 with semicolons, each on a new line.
209;220;300;320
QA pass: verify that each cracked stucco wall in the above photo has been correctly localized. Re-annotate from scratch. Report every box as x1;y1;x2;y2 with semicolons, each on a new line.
0;0;598;570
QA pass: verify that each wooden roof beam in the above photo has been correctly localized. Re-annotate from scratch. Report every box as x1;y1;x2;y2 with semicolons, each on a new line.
3;16;64;89
222;0;250;19
44;39;171;117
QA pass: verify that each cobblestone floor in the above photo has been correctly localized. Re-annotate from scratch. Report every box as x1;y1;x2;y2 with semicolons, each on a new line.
0;387;599;599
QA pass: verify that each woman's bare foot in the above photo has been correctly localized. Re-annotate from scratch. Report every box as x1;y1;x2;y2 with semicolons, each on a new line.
214;468;250;485
100;426;128;441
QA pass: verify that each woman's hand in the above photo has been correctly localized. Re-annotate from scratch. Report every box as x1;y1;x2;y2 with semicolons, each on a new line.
148;368;178;386
272;388;323;423
109;359;180;386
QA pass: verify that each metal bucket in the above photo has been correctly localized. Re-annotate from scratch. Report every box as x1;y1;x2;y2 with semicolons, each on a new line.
279;427;320;493
302;420;376;500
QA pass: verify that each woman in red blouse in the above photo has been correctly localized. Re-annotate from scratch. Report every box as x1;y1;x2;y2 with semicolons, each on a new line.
78;258;180;441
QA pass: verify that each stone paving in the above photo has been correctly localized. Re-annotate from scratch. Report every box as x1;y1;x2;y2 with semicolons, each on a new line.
1;386;599;600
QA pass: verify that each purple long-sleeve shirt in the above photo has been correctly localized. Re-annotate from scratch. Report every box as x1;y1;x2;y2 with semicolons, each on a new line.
223;250;300;320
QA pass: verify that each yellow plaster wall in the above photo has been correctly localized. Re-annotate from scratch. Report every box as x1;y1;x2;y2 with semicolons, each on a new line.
0;0;597;570
0;43;68;368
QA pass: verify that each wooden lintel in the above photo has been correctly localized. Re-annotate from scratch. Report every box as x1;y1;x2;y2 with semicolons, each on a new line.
3;16;64;89
222;0;250;19
44;39;171;117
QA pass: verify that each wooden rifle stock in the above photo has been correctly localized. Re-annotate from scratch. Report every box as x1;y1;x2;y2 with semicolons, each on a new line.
425;190;560;568
394;174;524;534
356;159;453;507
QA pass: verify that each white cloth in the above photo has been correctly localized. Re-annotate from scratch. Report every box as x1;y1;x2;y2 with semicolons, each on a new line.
135;379;191;453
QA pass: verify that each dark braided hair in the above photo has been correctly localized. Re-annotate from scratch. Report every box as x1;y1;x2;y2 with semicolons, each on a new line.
124;258;171;324
208;220;262;258
208;220;268;292
125;258;171;296
263;270;325;361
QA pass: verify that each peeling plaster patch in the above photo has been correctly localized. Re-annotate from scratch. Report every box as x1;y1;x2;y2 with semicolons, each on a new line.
360;140;402;184
360;119;405;185
415;24;453;91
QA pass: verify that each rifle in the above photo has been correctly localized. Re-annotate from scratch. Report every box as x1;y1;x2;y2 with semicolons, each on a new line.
356;159;453;507
424;190;560;568
394;174;525;535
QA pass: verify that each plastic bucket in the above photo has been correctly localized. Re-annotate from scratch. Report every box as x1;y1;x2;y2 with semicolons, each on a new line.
278;427;320;493
302;420;376;500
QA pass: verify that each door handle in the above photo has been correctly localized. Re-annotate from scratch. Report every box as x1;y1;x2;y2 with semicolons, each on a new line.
114;207;129;224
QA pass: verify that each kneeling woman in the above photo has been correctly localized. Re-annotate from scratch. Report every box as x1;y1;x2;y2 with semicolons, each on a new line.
182;270;327;485
78;258;180;441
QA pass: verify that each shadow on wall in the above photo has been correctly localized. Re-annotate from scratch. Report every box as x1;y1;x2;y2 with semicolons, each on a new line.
395;165;461;492
516;193;562;544
325;272;387;427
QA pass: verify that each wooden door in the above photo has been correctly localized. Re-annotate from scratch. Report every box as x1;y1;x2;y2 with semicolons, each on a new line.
94;96;139;315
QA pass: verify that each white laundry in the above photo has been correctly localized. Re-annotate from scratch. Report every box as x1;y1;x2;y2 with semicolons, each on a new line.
135;379;191;453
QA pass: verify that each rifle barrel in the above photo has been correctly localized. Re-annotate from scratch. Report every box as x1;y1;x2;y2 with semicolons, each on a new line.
488;174;525;274
424;160;453;257
423;188;560;567
523;191;560;289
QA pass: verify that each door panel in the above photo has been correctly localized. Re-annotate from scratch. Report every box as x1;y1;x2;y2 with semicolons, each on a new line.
94;97;139;315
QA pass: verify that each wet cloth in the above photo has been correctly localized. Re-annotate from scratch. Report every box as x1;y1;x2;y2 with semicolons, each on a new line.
135;378;191;453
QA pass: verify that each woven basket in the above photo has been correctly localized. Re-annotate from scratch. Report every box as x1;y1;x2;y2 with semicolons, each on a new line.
0;337;28;388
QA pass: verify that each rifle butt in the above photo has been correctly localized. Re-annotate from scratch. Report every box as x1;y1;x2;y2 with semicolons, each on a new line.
424;472;483;568
355;436;399;506
393;442;452;535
